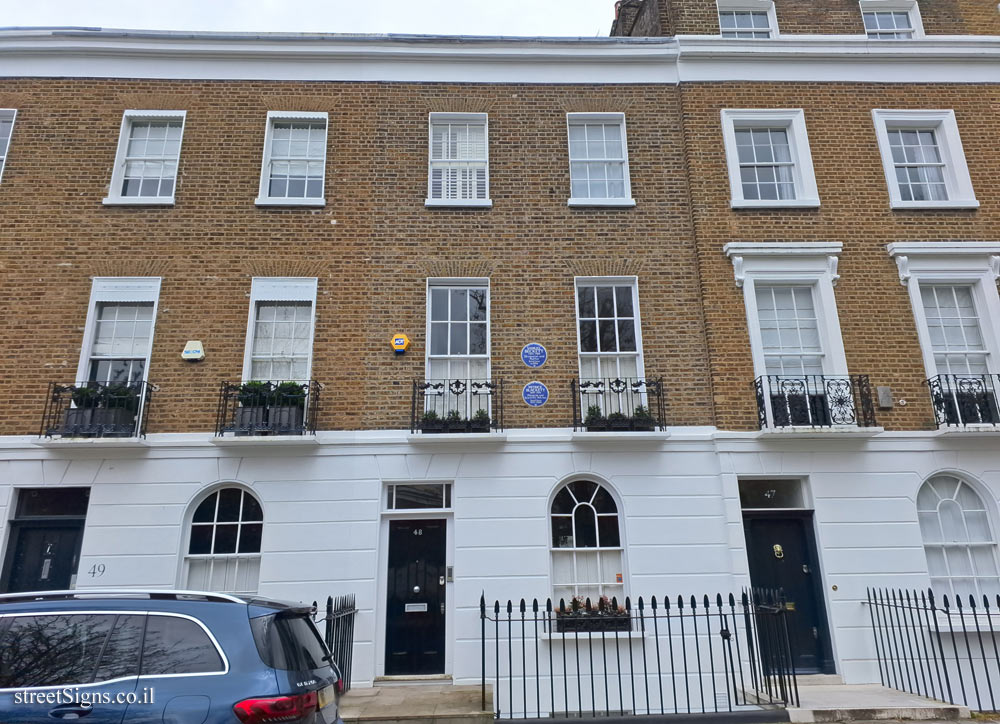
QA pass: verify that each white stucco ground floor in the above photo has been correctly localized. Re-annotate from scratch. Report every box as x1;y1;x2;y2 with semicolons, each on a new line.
0;427;996;694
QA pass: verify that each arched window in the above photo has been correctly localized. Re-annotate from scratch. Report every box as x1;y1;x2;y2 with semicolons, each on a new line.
917;475;1000;600
551;480;623;602
184;487;263;595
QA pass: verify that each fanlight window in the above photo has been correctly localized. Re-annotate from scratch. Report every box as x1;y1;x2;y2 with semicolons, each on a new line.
185;487;263;595
550;480;624;603
917;475;1000;601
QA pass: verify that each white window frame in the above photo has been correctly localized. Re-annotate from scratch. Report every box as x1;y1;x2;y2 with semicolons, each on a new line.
717;0;779;38
566;113;636;208
103;110;186;206
720;109;820;209
182;485;264;597
425;113;492;209
242;277;318;382
887;243;1000;380
76;277;162;385
725;243;852;428
255;111;328;207
872;110;978;210
859;0;924;39
549;479;627;603
424;278;492;379
0;109;17;184
573;276;646;382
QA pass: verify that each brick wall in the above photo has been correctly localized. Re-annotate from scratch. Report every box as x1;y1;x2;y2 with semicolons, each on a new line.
679;82;1000;431
0;80;713;435
616;0;996;36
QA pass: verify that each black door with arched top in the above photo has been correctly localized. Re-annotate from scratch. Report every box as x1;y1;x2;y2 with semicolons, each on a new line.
385;519;446;675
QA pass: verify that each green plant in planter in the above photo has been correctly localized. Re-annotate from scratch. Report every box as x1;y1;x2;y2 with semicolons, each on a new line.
71;384;102;408
445;409;464;423
584;404;605;426
103;383;140;412
421;410;440;423
238;380;272;406
607;411;629;424
633;404;654;421
273;381;307;407
471;408;491;426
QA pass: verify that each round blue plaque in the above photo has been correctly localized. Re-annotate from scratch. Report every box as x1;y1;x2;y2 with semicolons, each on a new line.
522;381;549;407
521;343;548;369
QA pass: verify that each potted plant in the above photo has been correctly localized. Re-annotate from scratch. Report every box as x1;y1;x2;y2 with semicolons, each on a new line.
584;404;607;432
98;382;140;435
469;408;492;433
269;381;307;433
419;410;445;434
235;381;271;434
555;595;631;633
607;411;631;431
445;409;467;433
631;404;656;431
63;384;102;433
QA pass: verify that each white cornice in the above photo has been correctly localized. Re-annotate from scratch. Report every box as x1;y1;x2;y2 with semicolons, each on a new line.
887;242;1000;285
0;29;998;84
724;242;842;287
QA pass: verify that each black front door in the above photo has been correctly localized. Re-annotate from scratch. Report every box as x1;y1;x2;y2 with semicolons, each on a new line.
744;512;834;674
385;519;446;675
2;522;85;593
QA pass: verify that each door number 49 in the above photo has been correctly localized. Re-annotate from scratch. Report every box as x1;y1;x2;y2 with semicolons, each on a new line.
88;564;106;578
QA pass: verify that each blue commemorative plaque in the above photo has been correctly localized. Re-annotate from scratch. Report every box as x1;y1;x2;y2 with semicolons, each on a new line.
521;343;548;369
522;381;549;407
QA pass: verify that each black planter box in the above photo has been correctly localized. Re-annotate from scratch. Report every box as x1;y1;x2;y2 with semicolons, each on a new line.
235;406;268;435
468;421;492;433
419;419;447;434
556;615;632;633
269;405;305;434
62;407;134;437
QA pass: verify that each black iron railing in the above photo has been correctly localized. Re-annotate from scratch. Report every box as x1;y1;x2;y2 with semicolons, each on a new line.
867;587;1000;711
754;375;877;429
572;377;666;432
411;379;504;433
40;381;154;438
313;594;357;693
215;380;320;436
480;590;798;719
927;374;1000;427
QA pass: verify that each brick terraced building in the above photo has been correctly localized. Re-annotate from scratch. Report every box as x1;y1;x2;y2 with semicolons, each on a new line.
0;0;999;702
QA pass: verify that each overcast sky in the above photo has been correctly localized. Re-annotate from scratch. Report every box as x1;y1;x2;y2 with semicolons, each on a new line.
3;0;616;37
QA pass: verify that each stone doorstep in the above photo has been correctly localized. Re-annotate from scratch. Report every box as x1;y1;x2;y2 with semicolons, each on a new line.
340;684;493;724
787;684;971;723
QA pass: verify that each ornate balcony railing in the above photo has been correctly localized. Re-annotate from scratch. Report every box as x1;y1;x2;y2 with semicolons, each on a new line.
40;380;154;438
927;374;1000;427
215;380;321;436
411;379;504;433
754;374;877;429
572;377;666;431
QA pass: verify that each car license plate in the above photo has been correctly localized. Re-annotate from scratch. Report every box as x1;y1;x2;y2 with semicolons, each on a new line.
317;683;336;710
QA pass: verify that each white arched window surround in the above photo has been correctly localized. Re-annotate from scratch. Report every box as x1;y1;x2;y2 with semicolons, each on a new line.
549;477;626;604
182;484;264;596
917;473;1000;602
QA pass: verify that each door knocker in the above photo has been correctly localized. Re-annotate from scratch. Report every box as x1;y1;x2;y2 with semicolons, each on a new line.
773;544;784;560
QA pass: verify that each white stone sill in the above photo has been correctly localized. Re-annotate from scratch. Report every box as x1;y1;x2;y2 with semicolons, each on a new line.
254;197;326;207
33;437;149;448
210;435;319;446
755;426;885;439
567;198;636;208
570;431;670;442
424;198;493;209
102;197;174;206
406;432;507;444
890;198;979;210
731;198;821;209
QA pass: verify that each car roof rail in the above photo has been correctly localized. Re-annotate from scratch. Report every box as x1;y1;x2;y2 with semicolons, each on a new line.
0;588;248;604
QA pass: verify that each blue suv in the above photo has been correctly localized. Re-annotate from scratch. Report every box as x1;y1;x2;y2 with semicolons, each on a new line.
0;589;344;723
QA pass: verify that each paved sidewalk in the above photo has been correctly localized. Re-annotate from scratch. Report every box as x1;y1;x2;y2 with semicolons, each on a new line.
340;684;493;724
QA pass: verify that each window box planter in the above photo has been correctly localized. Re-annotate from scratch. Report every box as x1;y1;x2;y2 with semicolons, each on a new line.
555;614;632;634
269;405;305;433
235;406;268;435
468;420;492;434
419;418;447;434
